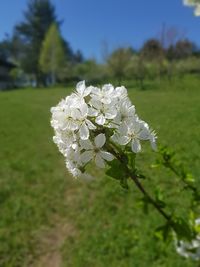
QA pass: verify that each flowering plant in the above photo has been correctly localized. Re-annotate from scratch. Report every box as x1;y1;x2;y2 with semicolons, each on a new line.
51;81;200;261
51;81;156;178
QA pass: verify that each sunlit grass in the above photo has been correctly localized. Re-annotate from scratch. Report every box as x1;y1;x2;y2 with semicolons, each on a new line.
0;76;199;266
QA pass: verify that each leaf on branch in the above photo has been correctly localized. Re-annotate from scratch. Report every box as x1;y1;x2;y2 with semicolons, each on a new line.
154;188;166;209
155;222;172;242
172;216;194;242
106;159;129;189
184;173;195;184
140;196;150;214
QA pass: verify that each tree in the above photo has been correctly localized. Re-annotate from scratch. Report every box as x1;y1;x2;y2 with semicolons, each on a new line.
140;39;164;61
175;39;195;59
39;23;66;85
166;39;195;61
140;39;165;80
15;0;59;85
74;59;107;84
0;34;26;64
107;47;135;83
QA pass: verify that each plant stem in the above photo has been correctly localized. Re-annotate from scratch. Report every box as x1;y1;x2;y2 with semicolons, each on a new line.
128;172;171;221
107;143;172;223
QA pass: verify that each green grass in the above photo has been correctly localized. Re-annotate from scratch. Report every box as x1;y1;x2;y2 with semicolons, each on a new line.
0;76;199;267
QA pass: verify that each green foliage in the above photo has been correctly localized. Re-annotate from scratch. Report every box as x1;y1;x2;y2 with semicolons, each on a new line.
39;23;66;84
107;47;135;83
74;60;108;84
155;145;200;208
172;217;194;241
15;0;59;83
106;159;129;189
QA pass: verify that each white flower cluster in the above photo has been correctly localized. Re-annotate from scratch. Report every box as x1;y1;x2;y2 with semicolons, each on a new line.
176;218;200;260
183;0;200;16
51;81;156;178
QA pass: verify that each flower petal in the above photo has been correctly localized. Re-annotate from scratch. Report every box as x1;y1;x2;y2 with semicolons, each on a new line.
113;135;130;145
91;87;101;95
76;81;85;95
95;153;105;168
115;86;127;97
139;128;150;140
118;122;128;135
88;107;98;117
90;98;102;109
102;84;114;94
105;108;117;119
80;139;93;150
80;103;88;117
131;139;141;153
83;86;92;97
71;108;81;119
100;151;114;161
79;122;89;140
81;151;93;164
95;114;106;125
94;134;106;148
86;119;96;130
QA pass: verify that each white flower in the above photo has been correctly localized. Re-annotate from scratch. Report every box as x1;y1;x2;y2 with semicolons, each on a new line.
115;86;128;99
89;98;117;125
80;134;114;168
53;130;76;155
90;84;117;104
175;218;200;261
70;102;96;140
72;80;92;100
114;98;135;125
51;81;157;178
112;118;153;153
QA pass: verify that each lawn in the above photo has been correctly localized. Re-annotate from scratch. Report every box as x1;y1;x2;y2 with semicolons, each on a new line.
0;76;199;267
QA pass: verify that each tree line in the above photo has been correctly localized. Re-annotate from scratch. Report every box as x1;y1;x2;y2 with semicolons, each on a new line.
0;0;200;88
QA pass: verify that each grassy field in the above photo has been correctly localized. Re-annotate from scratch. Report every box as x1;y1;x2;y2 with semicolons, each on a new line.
0;76;199;267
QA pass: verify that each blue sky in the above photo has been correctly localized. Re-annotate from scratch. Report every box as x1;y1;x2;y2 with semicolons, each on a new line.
0;0;200;60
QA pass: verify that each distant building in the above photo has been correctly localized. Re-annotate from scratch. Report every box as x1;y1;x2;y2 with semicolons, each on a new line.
0;57;16;90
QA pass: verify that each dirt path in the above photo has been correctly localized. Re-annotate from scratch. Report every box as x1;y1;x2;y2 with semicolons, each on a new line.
32;219;76;267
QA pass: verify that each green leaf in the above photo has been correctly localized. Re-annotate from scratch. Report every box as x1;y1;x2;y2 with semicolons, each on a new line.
106;159;129;189
151;163;160;169
140;196;149;214
184;173;195;183
154;188;166;208
120;178;129;190
106;159;125;180
155;223;172;242
172;217;194;241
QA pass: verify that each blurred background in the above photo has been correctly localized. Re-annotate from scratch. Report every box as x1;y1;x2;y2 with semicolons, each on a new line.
1;0;200;88
0;0;199;266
